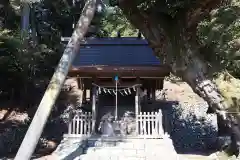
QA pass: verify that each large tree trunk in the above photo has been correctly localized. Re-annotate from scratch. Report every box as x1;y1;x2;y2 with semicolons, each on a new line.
119;1;240;156
14;0;96;159
30;4;38;46
21;2;30;42
180;46;240;156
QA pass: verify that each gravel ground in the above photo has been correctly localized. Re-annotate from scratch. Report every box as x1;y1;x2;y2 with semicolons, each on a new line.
160;80;218;154
164;102;218;153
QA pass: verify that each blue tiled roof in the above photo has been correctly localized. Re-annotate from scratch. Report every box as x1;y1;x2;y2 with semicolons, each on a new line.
72;38;161;67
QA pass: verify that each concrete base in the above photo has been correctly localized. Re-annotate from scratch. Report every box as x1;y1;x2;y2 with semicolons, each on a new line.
53;134;182;160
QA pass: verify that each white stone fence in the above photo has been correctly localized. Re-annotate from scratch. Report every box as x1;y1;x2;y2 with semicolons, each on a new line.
136;110;164;138
67;110;164;138
68;112;94;136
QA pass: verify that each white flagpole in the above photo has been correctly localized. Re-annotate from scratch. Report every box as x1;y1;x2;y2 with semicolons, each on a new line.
115;76;118;120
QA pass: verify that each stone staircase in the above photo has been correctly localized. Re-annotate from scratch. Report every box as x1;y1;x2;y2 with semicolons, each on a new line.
75;137;181;160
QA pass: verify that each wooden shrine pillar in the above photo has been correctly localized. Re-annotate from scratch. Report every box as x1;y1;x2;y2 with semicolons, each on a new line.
135;79;142;135
151;88;156;101
92;85;97;134
82;89;86;104
135;78;141;114
147;87;151;101
90;88;93;103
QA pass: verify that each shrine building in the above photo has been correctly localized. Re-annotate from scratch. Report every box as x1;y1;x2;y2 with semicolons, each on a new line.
64;37;171;138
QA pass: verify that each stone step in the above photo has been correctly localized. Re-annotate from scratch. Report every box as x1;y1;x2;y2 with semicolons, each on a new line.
53;136;183;160
79;154;146;160
86;138;165;148
83;146;174;158
76;138;181;160
86;139;118;147
79;153;180;160
85;147;139;155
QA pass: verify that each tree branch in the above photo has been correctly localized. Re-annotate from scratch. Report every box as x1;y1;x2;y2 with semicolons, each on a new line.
14;0;97;159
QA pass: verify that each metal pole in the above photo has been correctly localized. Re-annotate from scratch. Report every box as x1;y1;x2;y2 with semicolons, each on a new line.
115;80;118;120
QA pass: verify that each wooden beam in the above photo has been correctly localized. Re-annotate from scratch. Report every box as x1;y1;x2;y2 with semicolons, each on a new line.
68;72;169;78
151;88;156;101
68;76;167;79
68;65;171;78
70;65;171;71
94;82;140;88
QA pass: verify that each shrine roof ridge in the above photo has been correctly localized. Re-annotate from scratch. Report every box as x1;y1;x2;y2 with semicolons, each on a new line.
80;37;148;45
61;37;149;45
72;37;161;67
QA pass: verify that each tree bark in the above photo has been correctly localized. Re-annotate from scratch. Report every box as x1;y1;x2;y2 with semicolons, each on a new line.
119;0;229;121
119;1;240;155
30;4;38;46
21;2;30;42
14;0;96;159
177;43;240;156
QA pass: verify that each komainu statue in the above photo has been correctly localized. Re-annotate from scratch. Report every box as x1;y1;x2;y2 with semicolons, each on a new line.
120;111;136;136
98;112;115;137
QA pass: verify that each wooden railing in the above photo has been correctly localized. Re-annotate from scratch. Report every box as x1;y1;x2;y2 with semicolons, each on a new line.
68;112;94;136
136;110;164;138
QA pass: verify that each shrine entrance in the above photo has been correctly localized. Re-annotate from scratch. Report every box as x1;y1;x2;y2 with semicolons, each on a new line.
97;93;135;136
97;91;135;122
94;82;140;136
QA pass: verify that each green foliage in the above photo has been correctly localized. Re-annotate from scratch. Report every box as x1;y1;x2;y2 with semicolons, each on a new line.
215;72;240;111
0;1;62;103
198;2;240;77
109;0;194;17
135;0;195;17
0;27;60;93
100;7;138;37
0;29;21;84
